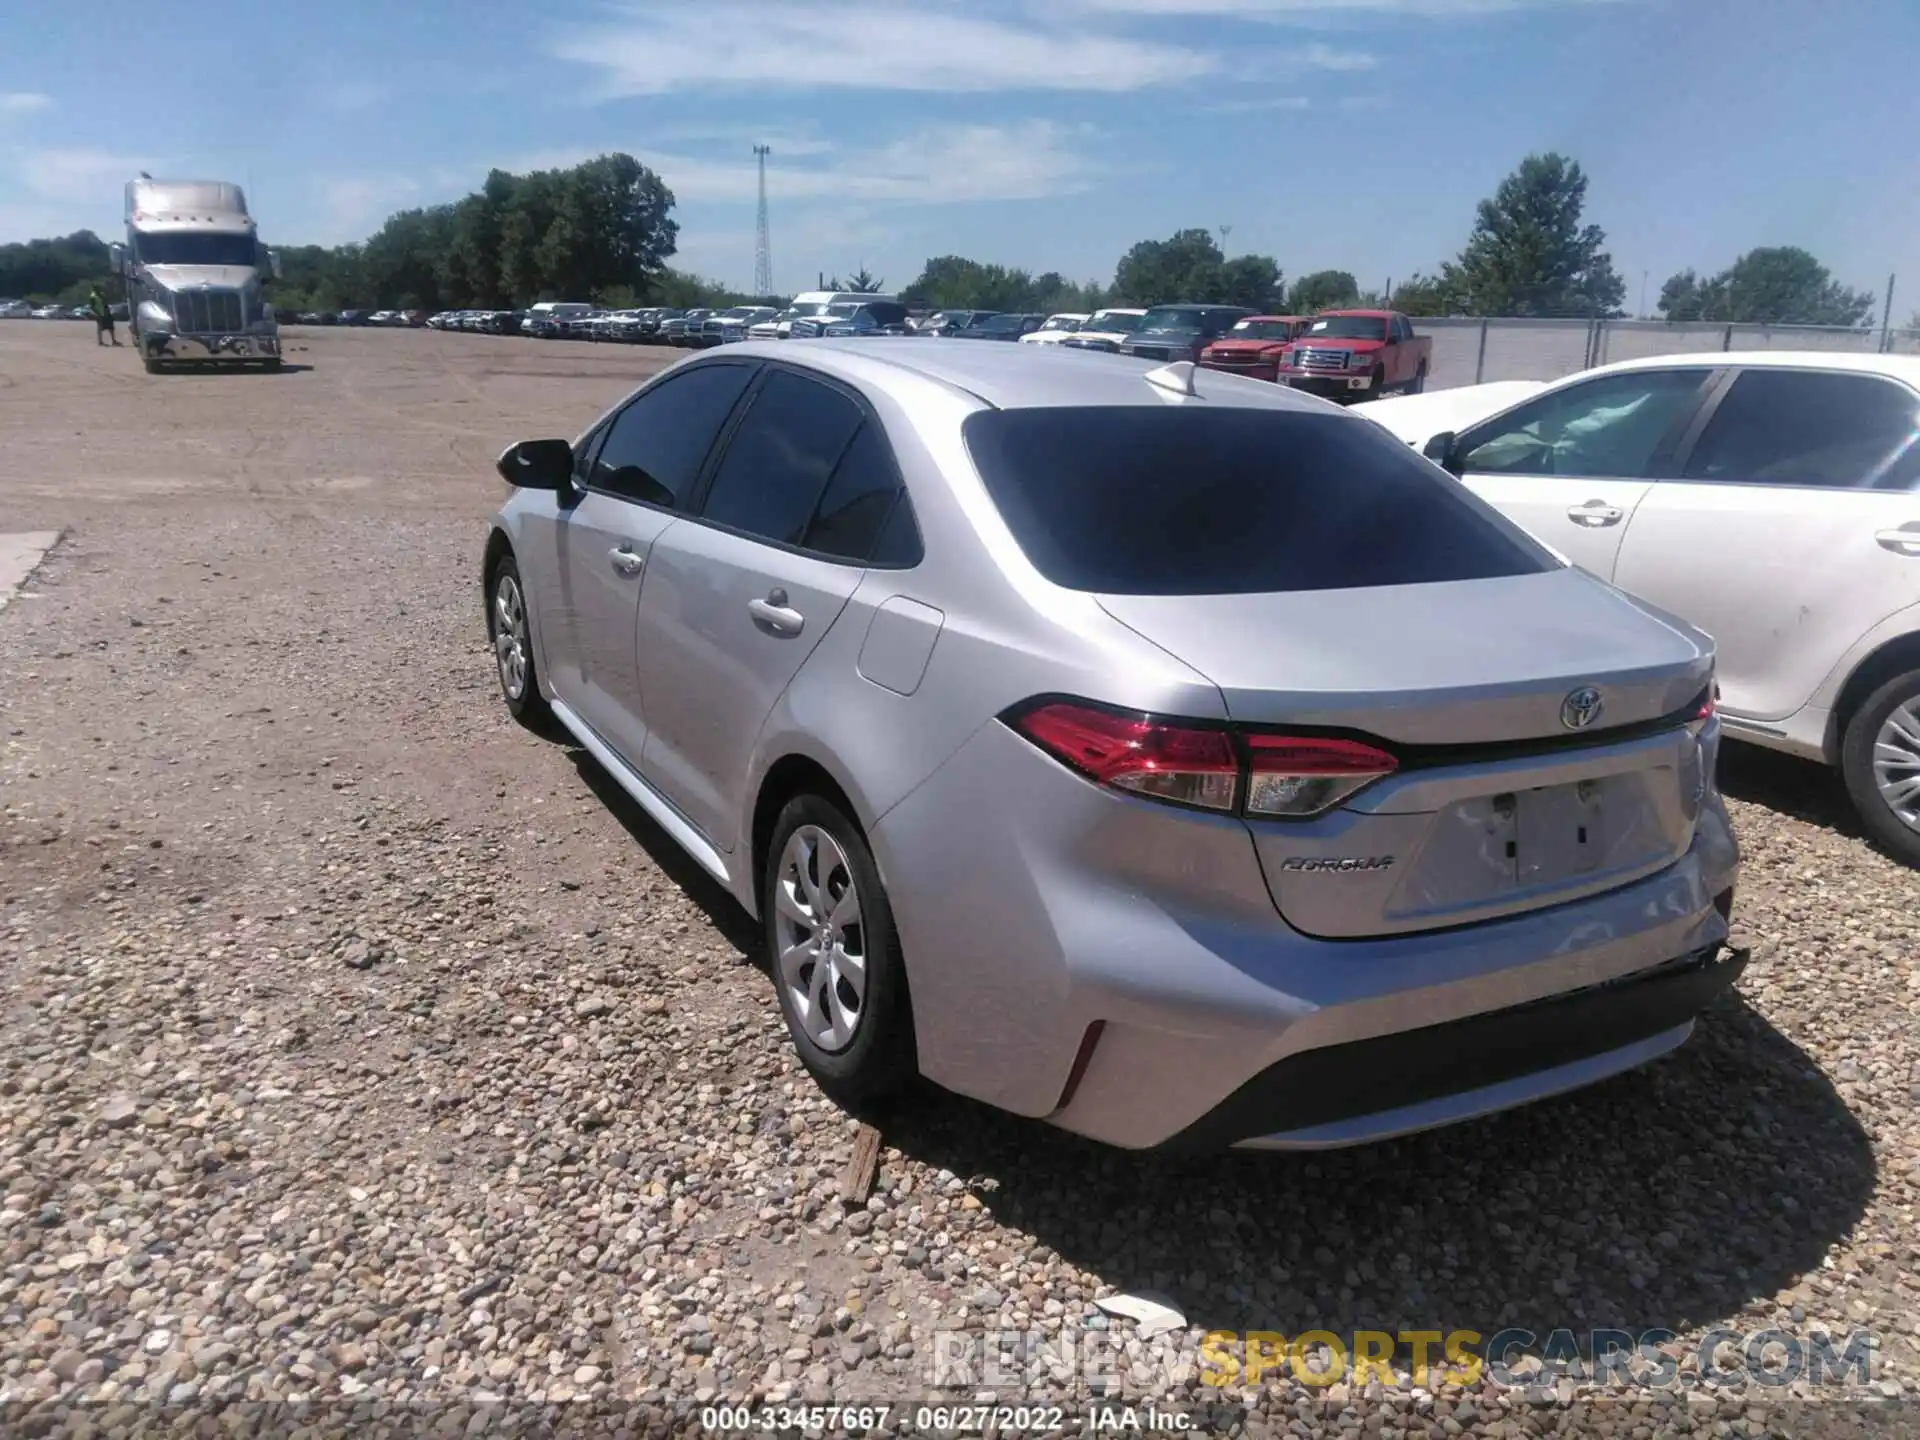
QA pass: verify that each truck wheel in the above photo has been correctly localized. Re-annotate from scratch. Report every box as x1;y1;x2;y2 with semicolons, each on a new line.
1408;363;1428;395
263;358;283;372
141;357;160;375
1840;669;1920;868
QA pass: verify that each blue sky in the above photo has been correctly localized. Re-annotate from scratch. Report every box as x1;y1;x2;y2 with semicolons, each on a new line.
4;0;1918;313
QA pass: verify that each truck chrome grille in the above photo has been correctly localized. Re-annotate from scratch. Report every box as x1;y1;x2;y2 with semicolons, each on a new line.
1293;346;1353;370
171;289;243;334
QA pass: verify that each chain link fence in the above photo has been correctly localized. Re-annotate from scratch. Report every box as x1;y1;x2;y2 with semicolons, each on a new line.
1416;316;1920;391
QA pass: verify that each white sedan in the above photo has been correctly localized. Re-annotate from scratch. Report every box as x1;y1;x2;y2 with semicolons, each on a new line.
1019;312;1089;345
1360;351;1920;863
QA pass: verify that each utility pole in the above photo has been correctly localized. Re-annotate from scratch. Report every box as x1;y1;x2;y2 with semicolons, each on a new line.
752;144;773;299
1880;272;1897;353
1640;269;1649;319
1217;224;1232;253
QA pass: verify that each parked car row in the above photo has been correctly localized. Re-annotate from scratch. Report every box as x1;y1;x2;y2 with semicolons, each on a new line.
1;299;92;320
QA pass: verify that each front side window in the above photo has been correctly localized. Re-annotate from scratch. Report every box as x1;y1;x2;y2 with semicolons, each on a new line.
700;370;864;545
964;406;1552;596
1683;369;1920;490
589;363;757;508
1457;369;1712;479
1140;307;1204;331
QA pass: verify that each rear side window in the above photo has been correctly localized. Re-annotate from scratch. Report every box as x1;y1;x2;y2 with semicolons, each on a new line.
803;421;920;564
700;370;864;545
1683;369;1920;490
591;363;756;508
963;407;1552;596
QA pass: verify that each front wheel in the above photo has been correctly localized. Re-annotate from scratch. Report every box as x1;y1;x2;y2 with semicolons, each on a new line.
762;795;916;1108
1840;669;1920;866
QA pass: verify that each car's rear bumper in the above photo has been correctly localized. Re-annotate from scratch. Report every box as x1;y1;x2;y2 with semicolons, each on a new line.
1170;941;1747;1151
872;719;1739;1150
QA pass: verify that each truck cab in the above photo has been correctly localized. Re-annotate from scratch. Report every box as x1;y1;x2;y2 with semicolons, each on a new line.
1275;309;1431;401
114;178;282;372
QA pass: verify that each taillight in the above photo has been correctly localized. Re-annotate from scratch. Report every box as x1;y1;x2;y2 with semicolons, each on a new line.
1244;734;1398;818
1688;681;1718;734
1011;702;1238;812
1006;701;1398;819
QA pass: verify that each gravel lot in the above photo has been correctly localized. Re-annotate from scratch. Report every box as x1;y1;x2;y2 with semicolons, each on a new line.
1;321;1917;1436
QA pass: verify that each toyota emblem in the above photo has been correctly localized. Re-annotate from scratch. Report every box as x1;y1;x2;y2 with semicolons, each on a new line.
1561;686;1604;730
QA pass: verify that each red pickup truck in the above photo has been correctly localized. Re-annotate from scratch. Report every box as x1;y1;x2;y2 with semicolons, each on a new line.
1196;314;1310;382
1275;309;1431;401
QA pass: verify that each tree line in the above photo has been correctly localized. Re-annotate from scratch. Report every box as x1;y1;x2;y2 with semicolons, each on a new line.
0;149;1894;331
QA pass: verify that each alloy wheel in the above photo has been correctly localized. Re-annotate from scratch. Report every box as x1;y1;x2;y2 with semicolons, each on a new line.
1872;698;1920;832
492;573;529;701
773;825;867;1053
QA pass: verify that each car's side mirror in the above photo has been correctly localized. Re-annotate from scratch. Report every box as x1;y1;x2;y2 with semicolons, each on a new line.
497;438;573;489
268;248;283;280
1423;430;1461;474
108;243;126;271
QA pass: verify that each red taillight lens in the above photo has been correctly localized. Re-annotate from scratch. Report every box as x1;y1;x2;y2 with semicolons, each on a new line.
1011;702;1239;812
1689;682;1718;734
1244;734;1399;817
1008;701;1400;818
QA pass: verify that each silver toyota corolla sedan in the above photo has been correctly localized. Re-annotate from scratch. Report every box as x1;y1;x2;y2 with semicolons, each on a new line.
482;340;1743;1152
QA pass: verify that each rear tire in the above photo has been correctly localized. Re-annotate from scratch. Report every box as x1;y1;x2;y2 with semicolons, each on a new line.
1408;363;1428;395
486;554;550;728
762;795;916;1108
1840;668;1920;867
141;357;160;374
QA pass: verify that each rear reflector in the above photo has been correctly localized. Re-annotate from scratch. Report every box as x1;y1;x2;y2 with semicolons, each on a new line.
1243;734;1399;818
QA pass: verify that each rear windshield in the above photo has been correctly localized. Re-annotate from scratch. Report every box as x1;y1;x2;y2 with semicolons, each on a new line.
1304;314;1389;340
962;407;1553;596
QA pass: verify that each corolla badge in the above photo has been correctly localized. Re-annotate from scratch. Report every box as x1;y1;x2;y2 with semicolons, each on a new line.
1561;686;1604;730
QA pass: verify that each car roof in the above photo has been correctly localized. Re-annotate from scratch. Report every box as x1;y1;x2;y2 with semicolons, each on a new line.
1579;349;1920;385
718;338;1338;412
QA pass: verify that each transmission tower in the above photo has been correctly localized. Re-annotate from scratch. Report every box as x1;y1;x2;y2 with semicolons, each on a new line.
753;144;774;298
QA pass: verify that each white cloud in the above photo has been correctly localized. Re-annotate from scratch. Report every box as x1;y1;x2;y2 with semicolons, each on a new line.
0;92;52;114
313;175;425;244
317;80;388;112
1298;40;1378;68
509;121;1095;208
1068;0;1620;14
1206;95;1312;112
552;1;1214;94
13;148;159;205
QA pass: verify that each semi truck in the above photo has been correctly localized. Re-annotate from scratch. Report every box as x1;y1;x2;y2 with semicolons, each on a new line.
110;176;283;373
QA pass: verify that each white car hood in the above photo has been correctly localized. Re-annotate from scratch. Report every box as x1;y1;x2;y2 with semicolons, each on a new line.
1354;380;1549;447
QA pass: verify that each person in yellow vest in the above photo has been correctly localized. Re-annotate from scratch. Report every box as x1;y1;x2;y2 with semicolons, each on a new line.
89;284;120;346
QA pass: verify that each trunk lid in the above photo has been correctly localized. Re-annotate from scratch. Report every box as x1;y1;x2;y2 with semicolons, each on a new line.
1097;570;1714;937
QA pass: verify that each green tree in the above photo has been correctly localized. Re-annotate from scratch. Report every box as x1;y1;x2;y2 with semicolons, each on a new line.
0;230;113;302
1440;153;1625;317
901;255;1040;311
841;266;885;293
1386;272;1459;317
1656;247;1875;327
1111;228;1281;309
1287;269;1359;314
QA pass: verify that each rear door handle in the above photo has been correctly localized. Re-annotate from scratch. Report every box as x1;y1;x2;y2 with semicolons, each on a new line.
1567;500;1624;527
1875;527;1920;557
748;588;805;635
608;545;644;576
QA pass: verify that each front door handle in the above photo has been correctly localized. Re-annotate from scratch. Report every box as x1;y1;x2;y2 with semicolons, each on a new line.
747;587;805;636
1567;500;1624;527
608;545;645;576
1875;527;1920;557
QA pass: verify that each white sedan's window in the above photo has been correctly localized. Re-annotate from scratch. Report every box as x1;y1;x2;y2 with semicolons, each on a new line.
1459;370;1709;478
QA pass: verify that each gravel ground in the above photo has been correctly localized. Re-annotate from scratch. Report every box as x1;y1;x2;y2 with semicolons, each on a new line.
1;322;1916;1437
